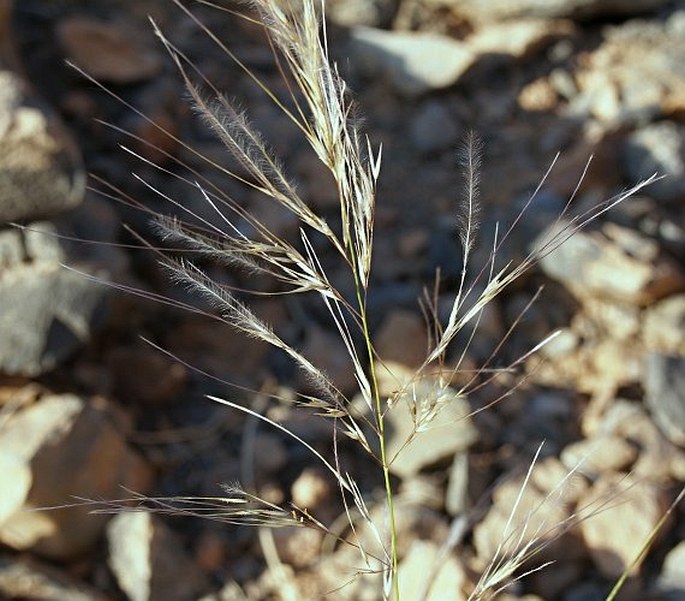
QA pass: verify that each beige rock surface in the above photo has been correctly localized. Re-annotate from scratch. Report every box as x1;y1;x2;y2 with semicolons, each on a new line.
560;435;637;477
107;511;208;601
0;393;153;560
579;474;669;578
397;540;468;601
473;457;588;566
0;554;106;601
379;364;478;478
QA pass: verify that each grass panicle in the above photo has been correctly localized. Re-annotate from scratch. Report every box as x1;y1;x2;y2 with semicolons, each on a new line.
66;0;669;599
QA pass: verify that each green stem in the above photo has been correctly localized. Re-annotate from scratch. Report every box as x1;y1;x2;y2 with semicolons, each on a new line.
354;280;400;601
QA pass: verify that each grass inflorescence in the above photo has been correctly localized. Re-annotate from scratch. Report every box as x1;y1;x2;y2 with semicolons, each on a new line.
67;1;666;599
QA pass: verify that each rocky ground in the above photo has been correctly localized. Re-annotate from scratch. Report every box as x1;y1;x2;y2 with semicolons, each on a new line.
0;0;684;600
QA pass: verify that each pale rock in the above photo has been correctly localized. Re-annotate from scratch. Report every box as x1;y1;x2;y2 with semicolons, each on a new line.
198;581;251;601
107;512;208;601
301;543;382;601
0;70;84;223
642;295;685;356
592;339;643;385
581;297;641;341
560;436;637;477
445;451;469;515
469;18;574;59
0;393;153;560
579;474;669;578
291;467;333;510
0;453;30;525
348;27;475;96
375;309;428;368
473;457;587;565
57;17;162;84
271;525;323;569
0;555;105;601
655;541;685;600
314;506;449;599
537;221;685;306
398;474;445;511
326;0;395;27
572;69;622;122
391;504;450;555
537;327;578;359
377;362;478;478
397;540;468;601
596;399;684;482
571;15;685;123
529;456;588;503
549;64;578;98
518;76;560;112
533;334;643;395
254;481;283;508
669;452;685;482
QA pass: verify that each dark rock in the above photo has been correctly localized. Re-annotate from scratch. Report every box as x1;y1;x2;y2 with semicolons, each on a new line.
0;223;109;376
0;70;84;224
375;309;428;368
57;17;162;84
563;581;605;601
107;346;188;407
644;354;685;447
410;100;461;154
441;0;673;23
622;122;685;203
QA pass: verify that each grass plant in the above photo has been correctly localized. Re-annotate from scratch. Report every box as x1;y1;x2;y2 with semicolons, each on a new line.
65;0;666;599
